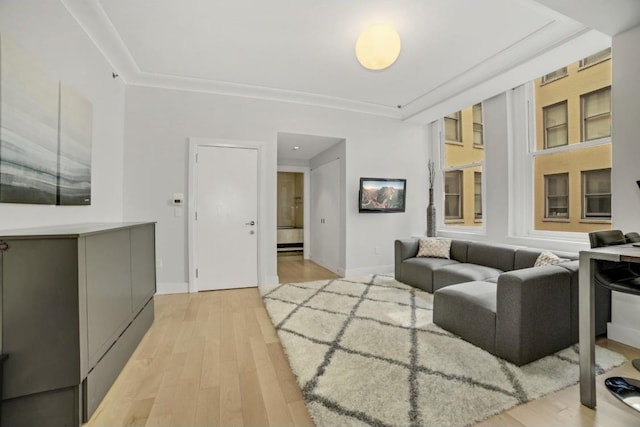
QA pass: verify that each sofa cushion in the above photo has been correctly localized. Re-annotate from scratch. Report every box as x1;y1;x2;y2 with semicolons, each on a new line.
466;242;516;272
450;240;470;263
433;263;502;291
514;248;544;270
417;237;452;259
534;251;570;267
433;281;497;354
401;257;459;293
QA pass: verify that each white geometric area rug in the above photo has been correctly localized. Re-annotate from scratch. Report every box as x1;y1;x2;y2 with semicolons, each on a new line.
260;275;625;427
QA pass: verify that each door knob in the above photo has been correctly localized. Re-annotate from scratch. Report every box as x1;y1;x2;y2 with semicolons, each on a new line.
245;221;255;226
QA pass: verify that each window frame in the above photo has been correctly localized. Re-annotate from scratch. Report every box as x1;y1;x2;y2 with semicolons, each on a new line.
444;111;462;143
579;47;611;69
581;86;611;142
582;168;612;220
474;171;482;220
541;67;568;84
444;170;463;220
543;100;568;149
544;173;569;220
472;104;484;147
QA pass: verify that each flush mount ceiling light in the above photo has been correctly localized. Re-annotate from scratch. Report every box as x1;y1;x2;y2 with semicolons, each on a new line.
355;23;401;71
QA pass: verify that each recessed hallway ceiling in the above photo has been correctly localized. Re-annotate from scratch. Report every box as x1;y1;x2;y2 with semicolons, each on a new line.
63;0;640;119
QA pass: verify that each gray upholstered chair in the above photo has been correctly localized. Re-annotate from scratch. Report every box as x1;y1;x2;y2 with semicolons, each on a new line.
625;232;640;243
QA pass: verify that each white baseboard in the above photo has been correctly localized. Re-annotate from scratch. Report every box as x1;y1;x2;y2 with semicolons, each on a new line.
607;322;640;349
343;264;394;277
156;281;189;295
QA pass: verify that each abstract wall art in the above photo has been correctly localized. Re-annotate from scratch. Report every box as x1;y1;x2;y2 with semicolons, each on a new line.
0;34;92;206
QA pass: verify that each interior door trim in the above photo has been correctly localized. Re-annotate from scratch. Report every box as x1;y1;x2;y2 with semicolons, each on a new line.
187;138;264;293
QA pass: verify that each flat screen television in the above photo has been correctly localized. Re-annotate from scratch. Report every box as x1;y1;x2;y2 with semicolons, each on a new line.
359;177;406;213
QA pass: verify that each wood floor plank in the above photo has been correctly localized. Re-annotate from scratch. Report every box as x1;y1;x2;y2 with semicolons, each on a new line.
195;386;221;426
266;341;305;403
219;365;244;426
250;336;295;426
288;400;316;427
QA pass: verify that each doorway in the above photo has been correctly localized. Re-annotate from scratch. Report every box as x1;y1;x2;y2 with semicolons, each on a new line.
189;141;261;291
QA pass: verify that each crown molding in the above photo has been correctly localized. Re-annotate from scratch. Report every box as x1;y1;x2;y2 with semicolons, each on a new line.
61;0;402;119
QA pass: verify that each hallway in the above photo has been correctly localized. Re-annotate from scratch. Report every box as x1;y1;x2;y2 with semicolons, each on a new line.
276;253;340;284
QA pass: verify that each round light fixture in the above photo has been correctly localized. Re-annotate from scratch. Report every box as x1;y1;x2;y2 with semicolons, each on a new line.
355;23;401;71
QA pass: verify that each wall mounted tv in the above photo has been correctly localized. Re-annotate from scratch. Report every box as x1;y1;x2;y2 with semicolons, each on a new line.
359;178;406;213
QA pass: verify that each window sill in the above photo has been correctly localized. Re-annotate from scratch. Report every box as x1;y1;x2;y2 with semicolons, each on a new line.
445;219;464;224
445;141;464;146
474;219;483;223
580;219;612;224
473;144;484;149
578;57;611;71
540;74;568;86
543;218;571;223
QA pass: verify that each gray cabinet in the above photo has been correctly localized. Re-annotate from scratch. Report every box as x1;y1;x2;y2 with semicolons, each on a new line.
0;222;156;426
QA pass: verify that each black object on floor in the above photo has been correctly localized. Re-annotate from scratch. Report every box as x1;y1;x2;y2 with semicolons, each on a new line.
605;376;640;412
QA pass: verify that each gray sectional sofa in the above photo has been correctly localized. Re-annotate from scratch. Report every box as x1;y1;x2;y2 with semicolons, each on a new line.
395;238;611;366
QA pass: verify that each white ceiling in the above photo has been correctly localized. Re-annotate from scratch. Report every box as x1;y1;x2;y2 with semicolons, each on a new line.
63;0;640;121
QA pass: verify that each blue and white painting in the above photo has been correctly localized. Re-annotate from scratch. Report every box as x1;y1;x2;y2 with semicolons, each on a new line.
0;34;92;205
0;34;59;204
58;83;92;205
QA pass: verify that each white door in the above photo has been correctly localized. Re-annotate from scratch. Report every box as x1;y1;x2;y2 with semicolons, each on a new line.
195;145;258;290
310;159;340;273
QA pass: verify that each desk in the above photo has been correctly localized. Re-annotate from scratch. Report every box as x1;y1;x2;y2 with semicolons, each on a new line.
579;244;640;408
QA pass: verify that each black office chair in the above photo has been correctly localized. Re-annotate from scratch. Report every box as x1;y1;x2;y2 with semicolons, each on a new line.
589;230;640;294
589;230;640;411
625;232;640;243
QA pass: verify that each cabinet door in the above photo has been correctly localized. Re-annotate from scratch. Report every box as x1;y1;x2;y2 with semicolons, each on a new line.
85;230;132;366
1;238;80;399
130;223;156;312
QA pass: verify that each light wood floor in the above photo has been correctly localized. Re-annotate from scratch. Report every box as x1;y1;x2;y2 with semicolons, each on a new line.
87;259;640;427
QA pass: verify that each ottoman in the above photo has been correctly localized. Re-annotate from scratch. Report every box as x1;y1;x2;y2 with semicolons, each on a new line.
433;281;497;354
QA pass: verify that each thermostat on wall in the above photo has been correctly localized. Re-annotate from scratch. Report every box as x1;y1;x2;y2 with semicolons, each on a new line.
172;193;184;206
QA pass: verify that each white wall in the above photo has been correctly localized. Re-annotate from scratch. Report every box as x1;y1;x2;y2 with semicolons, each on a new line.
0;0;125;229
608;24;640;348
123;86;427;290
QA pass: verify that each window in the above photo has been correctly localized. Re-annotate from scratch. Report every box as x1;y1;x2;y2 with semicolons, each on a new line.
545;173;569;219
472;104;483;146
445;171;462;220
579;48;611;68
543;101;568;148
582;168;611;219
474;172;482;220
445;111;461;142
582;87;611;141
541;67;568;84
530;47;612;233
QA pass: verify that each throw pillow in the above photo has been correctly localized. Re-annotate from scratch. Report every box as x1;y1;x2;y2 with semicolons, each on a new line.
417;237;452;259
534;250;569;267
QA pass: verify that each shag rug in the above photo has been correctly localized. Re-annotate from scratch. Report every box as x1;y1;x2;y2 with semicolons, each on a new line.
260;275;626;427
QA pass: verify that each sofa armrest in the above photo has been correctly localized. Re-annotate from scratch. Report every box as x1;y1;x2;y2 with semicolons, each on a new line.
495;265;572;366
395;238;419;281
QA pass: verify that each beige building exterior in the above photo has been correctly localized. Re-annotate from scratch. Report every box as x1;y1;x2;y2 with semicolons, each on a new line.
533;48;612;232
443;105;484;227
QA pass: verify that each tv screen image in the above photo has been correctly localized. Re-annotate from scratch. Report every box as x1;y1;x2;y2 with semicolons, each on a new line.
359;178;406;213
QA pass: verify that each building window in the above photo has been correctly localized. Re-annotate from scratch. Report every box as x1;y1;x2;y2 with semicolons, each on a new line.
582;87;611;141
579;48;611;68
473;104;483;146
474;172;482;220
445;111;462;142
541;67;568;84
545;173;569;219
445;170;462;220
543;101;568;148
582;168;611;219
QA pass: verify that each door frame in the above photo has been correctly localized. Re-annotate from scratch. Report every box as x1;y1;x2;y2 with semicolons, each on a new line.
188;138;264;293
